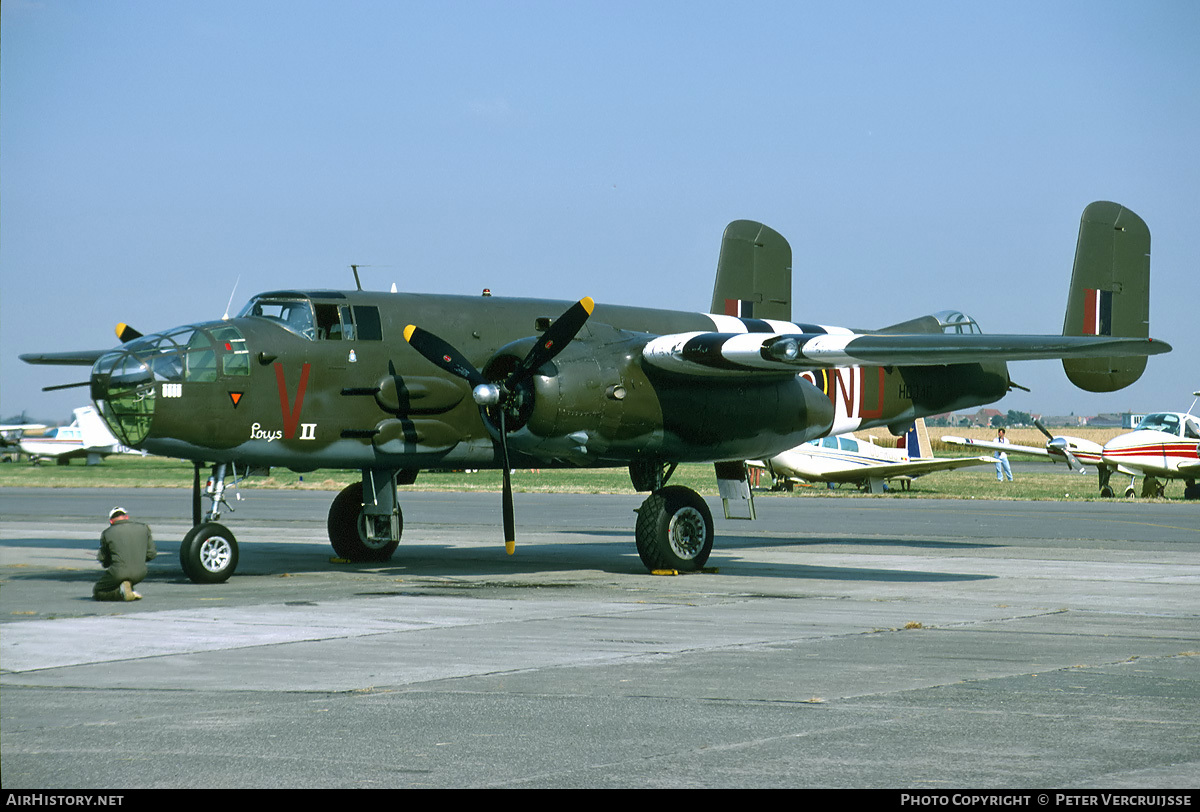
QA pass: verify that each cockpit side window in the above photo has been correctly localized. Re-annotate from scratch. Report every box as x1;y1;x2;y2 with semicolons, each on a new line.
185;331;218;382
241;298;317;339
211;325;250;376
239;296;381;342
313;303;342;340
1137;413;1181;435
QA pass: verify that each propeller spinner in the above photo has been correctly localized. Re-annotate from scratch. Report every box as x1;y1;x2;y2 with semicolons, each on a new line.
404;297;595;553
1034;418;1084;471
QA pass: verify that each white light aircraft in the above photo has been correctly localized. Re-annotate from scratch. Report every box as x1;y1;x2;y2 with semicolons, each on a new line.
941;419;1104;473
942;392;1200;499
19;406;137;465
752;419;993;494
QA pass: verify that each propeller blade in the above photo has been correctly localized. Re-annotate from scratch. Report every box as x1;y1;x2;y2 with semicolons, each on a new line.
1033;418;1055;442
507;297;594;385
500;408;516;554
116;323;143;343
1047;436;1085;471
403;325;488;388
192;463;202;526
404;298;593;556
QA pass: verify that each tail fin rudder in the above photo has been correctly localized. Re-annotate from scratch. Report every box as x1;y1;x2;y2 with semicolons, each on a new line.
75;406;120;449
901;418;933;459
913;418;933;459
1062;202;1151;392
710;220;792;321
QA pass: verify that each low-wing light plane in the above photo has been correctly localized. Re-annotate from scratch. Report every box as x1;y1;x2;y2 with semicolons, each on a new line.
941;420;1105;473
21;202;1171;582
17;405;133;465
1;415;49;460
943;394;1200;499
753;419;993;493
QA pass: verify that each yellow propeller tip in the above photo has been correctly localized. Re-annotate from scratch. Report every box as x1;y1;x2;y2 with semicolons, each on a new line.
505;540;516;555
403;324;416;342
581;296;595;314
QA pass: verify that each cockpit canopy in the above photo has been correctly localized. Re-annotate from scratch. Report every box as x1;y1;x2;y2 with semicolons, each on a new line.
237;293;383;341
1135;412;1200;439
931;310;982;335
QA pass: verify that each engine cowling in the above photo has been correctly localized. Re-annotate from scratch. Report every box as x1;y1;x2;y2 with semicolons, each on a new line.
483;324;835;464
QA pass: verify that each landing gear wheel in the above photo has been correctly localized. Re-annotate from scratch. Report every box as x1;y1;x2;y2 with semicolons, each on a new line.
635;485;714;572
1124;486;1136;498
327;482;401;562
1184;482;1200;500
1100;486;1114;498
180;522;239;584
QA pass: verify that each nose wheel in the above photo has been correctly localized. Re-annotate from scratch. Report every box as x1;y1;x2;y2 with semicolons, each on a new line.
180;522;239;584
180;462;241;583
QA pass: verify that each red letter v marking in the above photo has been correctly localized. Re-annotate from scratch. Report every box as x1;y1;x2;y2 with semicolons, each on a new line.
274;362;311;439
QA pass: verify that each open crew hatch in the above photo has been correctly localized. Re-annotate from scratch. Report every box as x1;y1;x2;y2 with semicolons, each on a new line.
238;293;383;341
91;323;249;446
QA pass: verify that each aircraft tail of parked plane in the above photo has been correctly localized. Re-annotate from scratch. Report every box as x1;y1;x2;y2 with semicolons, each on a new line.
18;405;134;465
1062;201;1152;393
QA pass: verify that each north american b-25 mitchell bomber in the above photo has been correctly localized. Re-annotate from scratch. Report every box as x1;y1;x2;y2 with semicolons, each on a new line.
22;201;1169;582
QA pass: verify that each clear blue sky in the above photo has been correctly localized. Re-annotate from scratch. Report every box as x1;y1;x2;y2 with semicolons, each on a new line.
3;0;1197;422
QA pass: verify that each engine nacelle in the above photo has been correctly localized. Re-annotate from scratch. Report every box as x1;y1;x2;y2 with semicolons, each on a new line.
486;324;835;465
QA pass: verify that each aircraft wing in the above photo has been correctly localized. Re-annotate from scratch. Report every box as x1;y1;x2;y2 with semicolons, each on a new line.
642;332;1170;376
812;455;995;483
940;436;1052;458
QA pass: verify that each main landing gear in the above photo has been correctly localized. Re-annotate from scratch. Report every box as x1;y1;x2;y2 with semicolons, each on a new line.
327;470;406;562
630;459;714;572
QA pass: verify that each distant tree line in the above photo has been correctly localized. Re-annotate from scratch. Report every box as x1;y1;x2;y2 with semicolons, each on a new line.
991;410;1033;428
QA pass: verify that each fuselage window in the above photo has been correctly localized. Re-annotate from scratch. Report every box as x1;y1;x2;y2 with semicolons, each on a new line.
353;306;383;340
